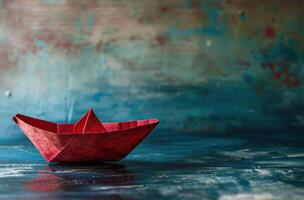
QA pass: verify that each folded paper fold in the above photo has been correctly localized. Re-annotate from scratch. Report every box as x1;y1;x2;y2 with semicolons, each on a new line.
13;109;159;163
73;109;107;133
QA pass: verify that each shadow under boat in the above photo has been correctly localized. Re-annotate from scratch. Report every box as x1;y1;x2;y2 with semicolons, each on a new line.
25;162;136;193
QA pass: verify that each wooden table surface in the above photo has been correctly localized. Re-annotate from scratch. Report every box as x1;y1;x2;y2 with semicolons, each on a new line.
0;131;303;200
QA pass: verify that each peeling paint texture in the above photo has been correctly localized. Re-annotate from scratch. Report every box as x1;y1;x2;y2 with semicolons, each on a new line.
0;1;304;199
0;0;303;140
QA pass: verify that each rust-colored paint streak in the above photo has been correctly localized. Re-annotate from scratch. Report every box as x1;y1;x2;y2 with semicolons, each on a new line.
159;5;171;13
192;0;202;18
155;34;168;46
36;33;83;50
274;71;282;79
55;40;82;50
261;63;300;87
0;49;16;69
264;26;276;38
284;76;300;88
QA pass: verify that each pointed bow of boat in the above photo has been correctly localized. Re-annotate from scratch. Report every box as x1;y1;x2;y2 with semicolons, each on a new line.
13;113;160;163
50;119;160;162
12;114;70;162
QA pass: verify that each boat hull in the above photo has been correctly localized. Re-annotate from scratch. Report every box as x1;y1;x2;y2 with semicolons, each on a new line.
13;114;159;163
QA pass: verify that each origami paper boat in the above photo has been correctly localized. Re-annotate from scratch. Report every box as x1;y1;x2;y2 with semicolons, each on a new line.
13;109;159;163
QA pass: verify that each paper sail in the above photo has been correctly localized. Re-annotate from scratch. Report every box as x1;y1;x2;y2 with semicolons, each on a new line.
13;109;159;163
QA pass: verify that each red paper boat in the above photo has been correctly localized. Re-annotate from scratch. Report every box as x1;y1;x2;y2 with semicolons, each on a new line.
13;109;159;163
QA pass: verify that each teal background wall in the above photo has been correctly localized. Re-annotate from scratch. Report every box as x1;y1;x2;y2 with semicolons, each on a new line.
0;0;303;140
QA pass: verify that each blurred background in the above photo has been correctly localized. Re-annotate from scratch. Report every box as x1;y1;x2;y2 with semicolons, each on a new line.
0;1;304;199
0;0;303;140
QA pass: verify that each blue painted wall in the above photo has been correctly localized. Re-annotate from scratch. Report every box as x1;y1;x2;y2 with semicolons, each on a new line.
0;0;303;140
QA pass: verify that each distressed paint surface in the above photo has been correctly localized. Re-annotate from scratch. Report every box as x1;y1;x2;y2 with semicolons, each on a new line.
0;0;303;140
0;1;304;199
0;133;304;199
